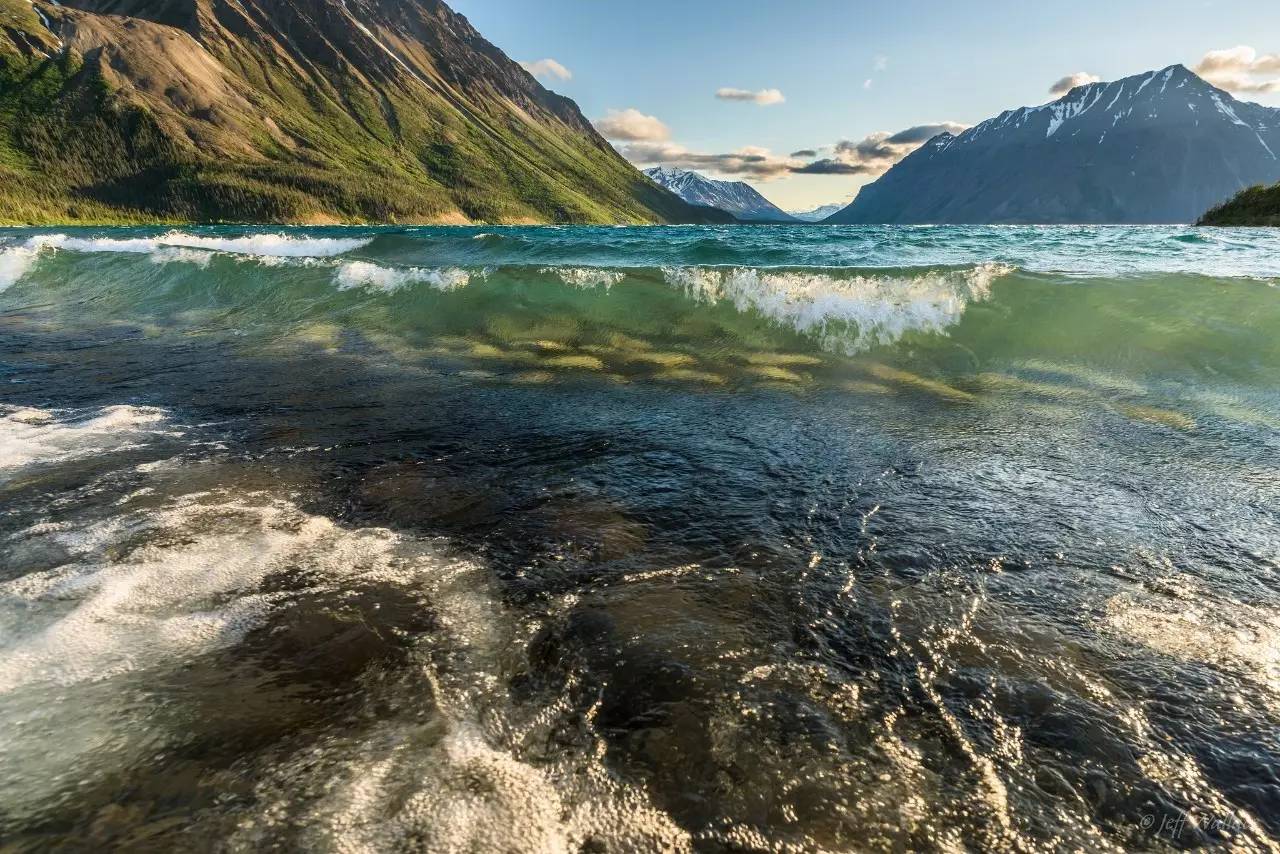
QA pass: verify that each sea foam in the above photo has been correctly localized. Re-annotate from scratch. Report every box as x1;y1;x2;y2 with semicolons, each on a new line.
543;266;627;289
0;245;39;292
25;231;372;259
334;261;473;292
0;232;373;289
0;404;174;473
663;263;1014;353
0;492;406;691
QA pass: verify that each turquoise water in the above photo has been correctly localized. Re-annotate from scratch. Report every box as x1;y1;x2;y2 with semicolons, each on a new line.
1;225;1279;850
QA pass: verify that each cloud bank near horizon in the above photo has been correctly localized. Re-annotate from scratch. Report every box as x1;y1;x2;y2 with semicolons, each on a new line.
797;123;969;175
594;109;966;181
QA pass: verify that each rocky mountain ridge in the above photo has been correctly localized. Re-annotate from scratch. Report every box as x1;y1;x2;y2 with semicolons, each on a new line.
827;65;1280;224
0;0;724;224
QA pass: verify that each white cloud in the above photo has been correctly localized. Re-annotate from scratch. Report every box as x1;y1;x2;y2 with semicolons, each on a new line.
593;108;671;142
616;121;969;181
1193;46;1280;94
715;87;786;106
863;79;873;90
618;141;802;180
519;58;572;82
795;122;969;176
1048;72;1102;96
874;55;889;72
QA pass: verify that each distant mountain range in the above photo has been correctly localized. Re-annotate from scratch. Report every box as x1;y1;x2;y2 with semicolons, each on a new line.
0;0;726;225
827;65;1280;224
644;167;797;222
789;203;844;222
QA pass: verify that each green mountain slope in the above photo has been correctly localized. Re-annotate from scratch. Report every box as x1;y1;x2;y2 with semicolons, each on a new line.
1198;183;1280;226
0;0;727;224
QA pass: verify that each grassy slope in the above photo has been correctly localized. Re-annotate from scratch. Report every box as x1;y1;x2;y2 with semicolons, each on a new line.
1197;183;1280;226
0;0;718;225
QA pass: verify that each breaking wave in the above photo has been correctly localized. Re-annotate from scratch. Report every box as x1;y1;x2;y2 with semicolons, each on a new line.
663;263;1013;353
0;245;39;292
334;261;475;292
0;241;1017;355
543;266;628;289
26;231;372;258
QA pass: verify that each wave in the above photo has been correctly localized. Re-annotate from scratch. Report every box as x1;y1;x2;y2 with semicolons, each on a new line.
28;231;372;258
6;244;1278;371
542;266;627;289
0;231;374;289
334;261;475;292
0;245;39;292
663;263;1013;353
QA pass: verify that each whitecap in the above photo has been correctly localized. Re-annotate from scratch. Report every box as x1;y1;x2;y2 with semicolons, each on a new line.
148;246;216;268
334;261;472;292
25;230;372;260
543;266;627;289
155;231;372;257
662;263;1014;353
0;245;40;292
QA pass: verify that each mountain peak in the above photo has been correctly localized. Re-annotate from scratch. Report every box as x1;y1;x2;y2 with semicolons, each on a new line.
828;63;1280;225
0;0;727;224
644;167;796;222
1051;64;1216;107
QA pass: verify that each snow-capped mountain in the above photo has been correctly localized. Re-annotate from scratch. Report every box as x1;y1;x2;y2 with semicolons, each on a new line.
644;167;797;222
827;64;1280;224
789;203;844;222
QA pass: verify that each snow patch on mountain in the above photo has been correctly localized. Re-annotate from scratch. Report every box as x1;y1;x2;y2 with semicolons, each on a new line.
827;64;1280;224
644;167;796;222
789;204;845;222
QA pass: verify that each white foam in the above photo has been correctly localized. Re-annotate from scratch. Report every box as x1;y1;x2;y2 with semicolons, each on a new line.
160;232;372;257
0;493;406;691
1105;586;1280;691
281;722;691;852
0;404;173;473
25;231;371;260
663;263;1013;353
334;261;472;292
0;245;40;292
544;266;627;290
0;451;505;818
0;439;692;848
148;246;216;268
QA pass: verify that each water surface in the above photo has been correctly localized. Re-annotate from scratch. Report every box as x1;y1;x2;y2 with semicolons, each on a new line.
2;225;1279;851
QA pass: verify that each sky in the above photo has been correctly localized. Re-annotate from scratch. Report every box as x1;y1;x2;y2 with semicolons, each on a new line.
451;0;1280;211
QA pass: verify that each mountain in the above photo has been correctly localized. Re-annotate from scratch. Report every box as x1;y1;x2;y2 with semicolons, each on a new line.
0;0;727;225
789;203;844;222
826;65;1280;224
644;167;796;222
1199;182;1280;226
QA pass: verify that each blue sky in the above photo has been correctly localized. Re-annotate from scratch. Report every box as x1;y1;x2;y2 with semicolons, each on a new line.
452;0;1280;210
